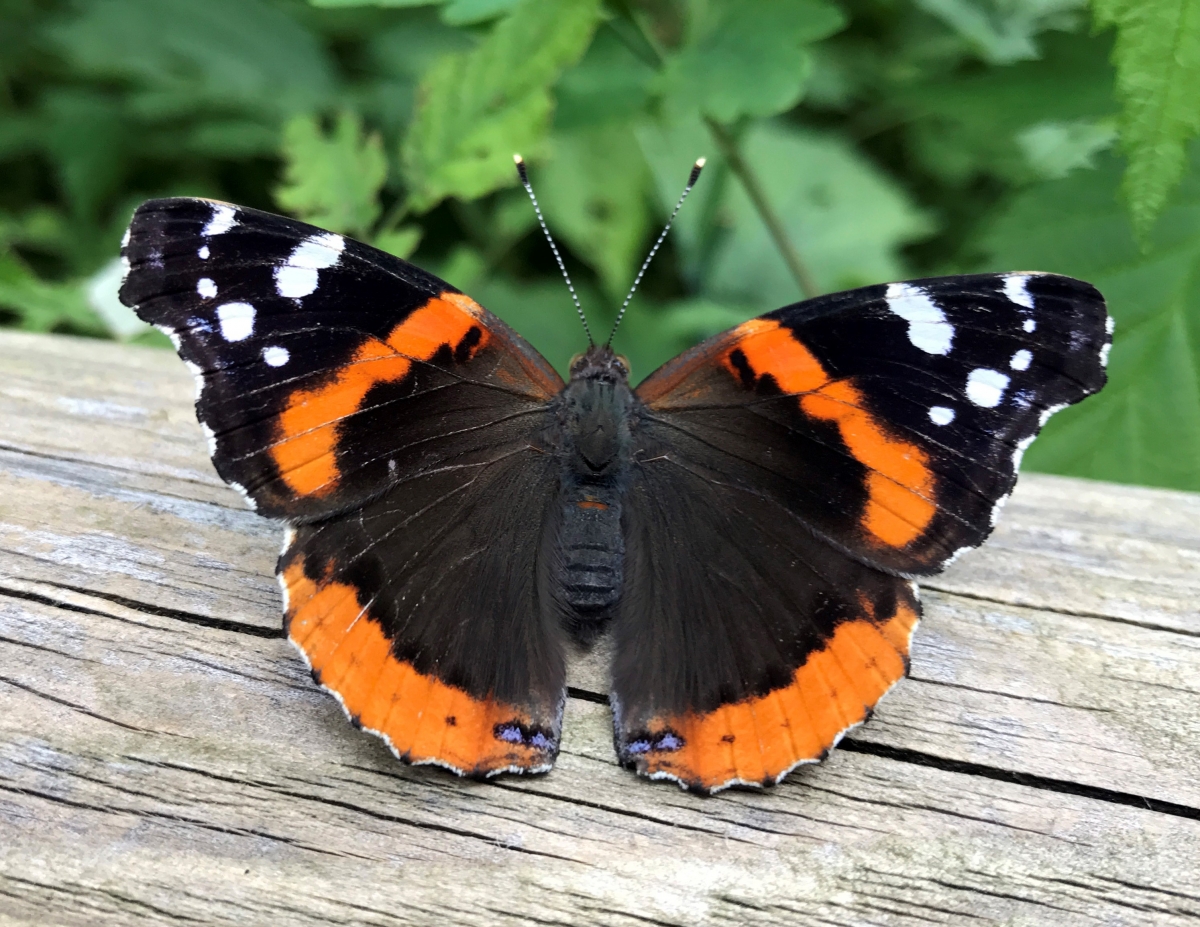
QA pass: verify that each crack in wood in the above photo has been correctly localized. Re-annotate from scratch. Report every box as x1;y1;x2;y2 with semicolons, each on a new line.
839;740;1200;822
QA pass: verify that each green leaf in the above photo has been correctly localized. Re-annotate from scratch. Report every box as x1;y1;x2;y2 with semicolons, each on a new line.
401;0;602;213
914;0;1087;64
372;226;423;259
275;113;388;238
1015;118;1117;179
1092;0;1200;237
0;252;104;335
554;25;655;130
976;148;1200;490
539;124;652;299
440;0;521;25
309;0;439;7
705;122;933;308
635;115;729;288
48;0;334;117
659;0;845;122
901;30;1117;186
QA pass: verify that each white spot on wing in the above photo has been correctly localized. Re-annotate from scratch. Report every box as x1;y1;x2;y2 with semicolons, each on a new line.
197;278;217;299
121;227;131;248
262;345;290;367
217;302;255;341
1106;315;1115;334
1023;318;1036;333
198;245;210;260
275;233;345;299
928;405;955;425
885;283;954;355
120;255;131;282
1003;274;1035;310
1100;342;1112;367
966;368;1010;408
274;265;318;299
1010;349;1032;371
202;203;237;237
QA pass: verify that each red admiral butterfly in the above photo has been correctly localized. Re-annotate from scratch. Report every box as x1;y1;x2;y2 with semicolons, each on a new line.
119;158;1109;793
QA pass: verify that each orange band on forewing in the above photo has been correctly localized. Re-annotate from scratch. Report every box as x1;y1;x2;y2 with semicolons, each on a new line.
727;319;936;548
728;319;829;394
636;601;918;791
272;292;489;497
281;558;547;775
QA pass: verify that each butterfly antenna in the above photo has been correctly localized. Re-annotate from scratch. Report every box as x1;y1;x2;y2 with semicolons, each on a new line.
514;154;594;346
606;157;706;348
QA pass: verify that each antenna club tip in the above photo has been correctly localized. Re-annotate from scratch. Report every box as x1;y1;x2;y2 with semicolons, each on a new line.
512;153;523;164
695;157;706;168
688;157;706;186
513;153;529;183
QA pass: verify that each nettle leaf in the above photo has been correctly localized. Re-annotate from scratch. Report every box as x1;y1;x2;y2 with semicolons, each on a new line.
706;122;933;308
539;124;652;300
1093;0;1200;238
275;113;387;238
914;0;1087;65
1015;118;1117;179
978;149;1200;490
659;0;845;122
902;31;1116;186
401;0;602;213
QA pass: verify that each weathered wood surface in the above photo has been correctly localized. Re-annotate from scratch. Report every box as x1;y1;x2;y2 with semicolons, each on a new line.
1;329;1199;926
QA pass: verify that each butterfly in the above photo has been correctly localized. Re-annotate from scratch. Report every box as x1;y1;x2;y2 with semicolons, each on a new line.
118;159;1110;794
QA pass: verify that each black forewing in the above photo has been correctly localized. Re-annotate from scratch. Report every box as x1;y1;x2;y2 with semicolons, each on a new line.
120;197;564;521
635;272;1110;574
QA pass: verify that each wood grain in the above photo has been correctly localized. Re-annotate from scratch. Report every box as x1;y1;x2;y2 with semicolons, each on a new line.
2;330;1198;926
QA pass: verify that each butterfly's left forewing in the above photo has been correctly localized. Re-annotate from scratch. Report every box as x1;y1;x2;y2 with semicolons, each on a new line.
613;272;1109;792
121;198;570;777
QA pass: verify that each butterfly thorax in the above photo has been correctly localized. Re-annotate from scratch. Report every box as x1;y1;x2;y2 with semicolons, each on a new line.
552;346;635;637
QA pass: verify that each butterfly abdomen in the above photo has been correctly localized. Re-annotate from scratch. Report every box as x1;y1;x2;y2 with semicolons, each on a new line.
552;348;636;638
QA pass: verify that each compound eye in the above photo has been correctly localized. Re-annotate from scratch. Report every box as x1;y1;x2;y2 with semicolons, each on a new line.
569;352;585;372
615;354;631;376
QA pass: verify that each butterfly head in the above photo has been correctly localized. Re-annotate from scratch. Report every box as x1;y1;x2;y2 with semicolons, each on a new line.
569;345;630;385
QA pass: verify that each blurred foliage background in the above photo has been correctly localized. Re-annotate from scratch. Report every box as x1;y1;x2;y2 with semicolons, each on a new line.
1;0;1198;490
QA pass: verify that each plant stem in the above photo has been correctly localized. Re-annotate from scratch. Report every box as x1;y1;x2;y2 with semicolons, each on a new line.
374;196;409;241
605;1;821;301
704;117;820;300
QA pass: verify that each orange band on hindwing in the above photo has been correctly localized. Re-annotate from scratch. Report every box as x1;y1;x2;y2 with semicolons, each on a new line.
628;599;919;792
281;556;556;775
726;318;937;548
272;292;490;497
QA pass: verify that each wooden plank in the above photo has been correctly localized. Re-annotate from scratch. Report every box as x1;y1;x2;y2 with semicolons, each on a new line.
2;330;1200;925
